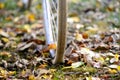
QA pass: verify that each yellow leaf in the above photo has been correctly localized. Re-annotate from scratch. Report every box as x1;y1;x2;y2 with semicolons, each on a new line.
114;54;119;62
0;3;4;9
50;69;56;73
21;70;26;76
0;69;7;78
8;71;16;76
0;70;5;76
85;28;98;35
117;66;120;71
28;75;35;80
70;0;80;3
86;76;92;80
27;13;35;22
109;69;117;74
105;57;110;61
1;38;9;43
96;0;101;8
41;74;52;79
69;13;78;17
95;21;109;32
8;32;16;37
5;16;12;21
36;4;42;9
0;52;11;57
98;57;105;63
71;17;80;22
24;24;31;33
75;32;83;41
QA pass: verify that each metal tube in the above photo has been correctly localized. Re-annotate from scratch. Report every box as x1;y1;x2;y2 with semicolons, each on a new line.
42;0;55;58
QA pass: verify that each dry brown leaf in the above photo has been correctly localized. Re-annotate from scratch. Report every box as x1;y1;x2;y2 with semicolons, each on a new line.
39;64;47;69
17;42;34;51
82;33;89;39
64;45;73;57
27;39;45;45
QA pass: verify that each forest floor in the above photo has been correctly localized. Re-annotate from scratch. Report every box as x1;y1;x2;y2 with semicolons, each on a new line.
0;0;120;80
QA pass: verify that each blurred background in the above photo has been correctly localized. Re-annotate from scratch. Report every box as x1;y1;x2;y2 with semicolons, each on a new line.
0;0;120;34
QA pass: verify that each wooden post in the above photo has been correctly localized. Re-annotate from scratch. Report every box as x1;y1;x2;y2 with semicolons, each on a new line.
53;0;67;64
27;0;32;10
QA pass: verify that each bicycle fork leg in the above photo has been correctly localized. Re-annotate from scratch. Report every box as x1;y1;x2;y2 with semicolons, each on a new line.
42;0;55;58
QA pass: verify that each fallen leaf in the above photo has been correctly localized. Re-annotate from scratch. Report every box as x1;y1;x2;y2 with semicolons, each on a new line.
109;65;118;69
1;38;9;43
66;60;73;65
17;0;23;8
69;53;79;62
82;33;89;39
21;70;26;77
28;75;35;80
5;16;13;21
27;13;35;22
36;4;42;9
23;24;31;33
110;58;116;63
0;51;11;57
75;24;84;29
0;68;7;78
40;74;52;80
17;42;35;51
71;62;84;68
48;43;57;50
106;5;114;12
37;69;50;76
39;64;47;69
0;2;4;9
114;54;119;62
93;62;101;68
117;66;120;71
86;76;92;80
106;53;114;57
27;39;45;45
49;69;56;73
64;45;74;57
0;41;3;47
8;71;16;76
94;57;105;63
0;29;9;38
75;32;83;41
92;77;101;80
108;69;117;74
42;44;56;53
85;27;98;35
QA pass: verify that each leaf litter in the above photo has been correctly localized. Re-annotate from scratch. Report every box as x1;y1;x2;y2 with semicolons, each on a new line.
0;0;120;80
